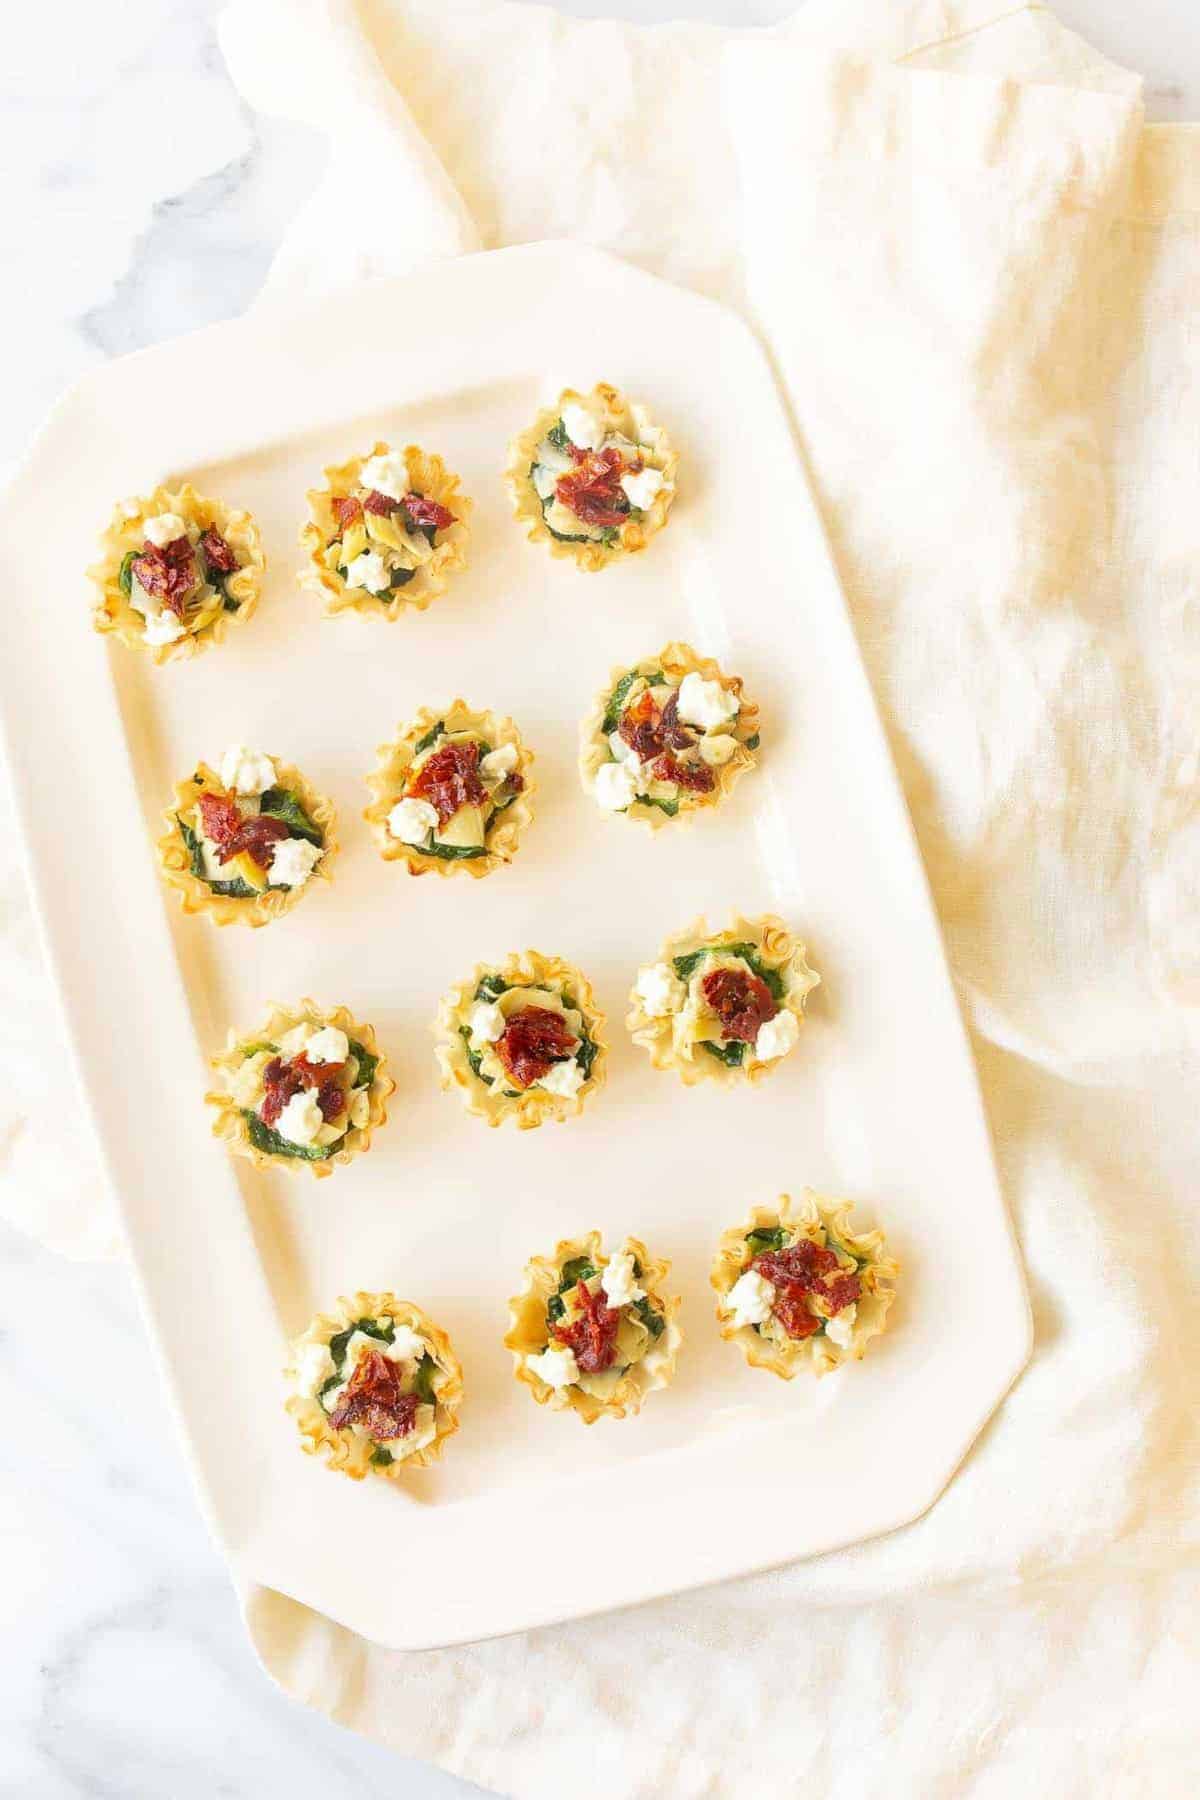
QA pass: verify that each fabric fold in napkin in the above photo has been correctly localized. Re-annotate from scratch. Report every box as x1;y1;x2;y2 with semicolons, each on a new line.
8;0;1195;1791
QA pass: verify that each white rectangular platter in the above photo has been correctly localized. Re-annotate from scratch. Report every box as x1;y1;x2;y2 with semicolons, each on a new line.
0;243;1030;1649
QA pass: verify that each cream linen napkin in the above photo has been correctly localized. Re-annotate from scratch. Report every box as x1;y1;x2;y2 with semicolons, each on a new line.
13;0;1196;1790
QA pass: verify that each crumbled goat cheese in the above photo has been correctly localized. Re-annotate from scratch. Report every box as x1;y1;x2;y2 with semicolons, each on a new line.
358;451;408;501
527;1345;580;1388
676;672;739;731
561;400;603;451
601;1252;644;1309
388;797;439;843
635;963;685;1018
304;1026;349;1065
537;1058;585;1099
143;512;188;547
620;466;665;510
344;549;391;593
754;1010;800;1062
268;837;323;890
273;1089;324;1146
220;745;276;796
724;1269;776;1328
594;759;641;811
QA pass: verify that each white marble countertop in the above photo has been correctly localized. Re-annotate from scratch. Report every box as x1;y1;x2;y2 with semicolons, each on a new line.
1;2;1195;1794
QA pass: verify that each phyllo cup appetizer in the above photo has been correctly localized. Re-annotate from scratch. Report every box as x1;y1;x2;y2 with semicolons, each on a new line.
287;1291;463;1479
581;641;759;825
712;1191;898;1378
208;1002;393;1177
302;441;469;619
505;1232;681;1423
629;914;819;1086
364;702;534;879
435;950;606;1130
157;744;336;927
507;382;677;570
89;483;264;663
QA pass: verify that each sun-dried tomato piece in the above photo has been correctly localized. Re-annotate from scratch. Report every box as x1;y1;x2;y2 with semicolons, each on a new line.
651;753;715;793
327;1348;420;1440
292;1053;345;1087
494;1005;578;1089
260;1057;304;1126
700;966;778;1042
198;528;238;574
197;791;243;849
617;686;697;767
403;491;455;533
553;1277;621;1373
316;1078;346;1122
555;448;629;529
507;771;525;794
824;1272;862;1314
773;1295;821;1339
753;1240;840;1292
258;1050;347;1124
363;489;398;516
657;688;696;752
223;813;290;872
752;1239;856;1339
132;536;196;617
197;796;290;873
407;739;487;827
259;1086;288;1128
291;1053;333;1084
333;494;364;533
618;688;667;761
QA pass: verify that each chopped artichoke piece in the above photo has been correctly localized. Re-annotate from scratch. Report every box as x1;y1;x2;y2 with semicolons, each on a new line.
435;803;486;850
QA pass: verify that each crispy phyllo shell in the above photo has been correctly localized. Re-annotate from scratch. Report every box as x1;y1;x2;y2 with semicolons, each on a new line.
206;999;393;1179
156;758;337;928
505;1231;682;1423
506;382;677;571
434;949;607;1130
286;1290;463;1480
628;913;819;1087
579;640;760;831
433;950;611;1130
89;482;264;664
363;700;535;882
300;441;470;620
711;1190;898;1378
